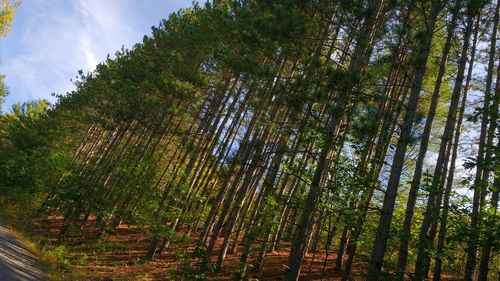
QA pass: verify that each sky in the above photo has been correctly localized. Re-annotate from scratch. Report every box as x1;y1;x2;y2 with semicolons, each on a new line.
0;0;194;112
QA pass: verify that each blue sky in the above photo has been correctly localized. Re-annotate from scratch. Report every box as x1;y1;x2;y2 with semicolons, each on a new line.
0;0;193;112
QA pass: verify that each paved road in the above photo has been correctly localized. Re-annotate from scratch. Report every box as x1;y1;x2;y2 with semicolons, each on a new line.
0;222;51;281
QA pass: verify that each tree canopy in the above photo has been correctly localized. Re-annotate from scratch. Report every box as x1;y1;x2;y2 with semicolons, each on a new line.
0;1;499;280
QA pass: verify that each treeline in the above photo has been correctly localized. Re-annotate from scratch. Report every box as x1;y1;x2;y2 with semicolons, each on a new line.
0;0;499;280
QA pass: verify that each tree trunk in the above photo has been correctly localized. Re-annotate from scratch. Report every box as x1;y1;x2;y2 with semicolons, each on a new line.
285;2;385;279
367;0;442;278
432;15;480;280
396;2;460;277
464;0;498;278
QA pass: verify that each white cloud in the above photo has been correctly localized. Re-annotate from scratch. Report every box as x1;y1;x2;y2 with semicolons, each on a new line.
81;35;98;70
0;0;192;111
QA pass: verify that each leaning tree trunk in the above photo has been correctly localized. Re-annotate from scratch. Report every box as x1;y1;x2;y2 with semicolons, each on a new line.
284;2;385;279
396;2;460;278
477;56;500;281
366;0;442;278
413;4;478;279
432;15;480;280
464;0;498;279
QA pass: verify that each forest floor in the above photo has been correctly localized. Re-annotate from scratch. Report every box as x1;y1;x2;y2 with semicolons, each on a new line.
27;216;462;281
29;216;364;280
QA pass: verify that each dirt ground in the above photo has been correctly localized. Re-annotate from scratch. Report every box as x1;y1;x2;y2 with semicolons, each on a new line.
30;216;461;281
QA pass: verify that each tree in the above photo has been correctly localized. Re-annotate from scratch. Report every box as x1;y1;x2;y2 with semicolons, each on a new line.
1;0;499;280
465;0;500;279
0;0;19;109
396;2;461;278
367;0;444;278
0;0;17;36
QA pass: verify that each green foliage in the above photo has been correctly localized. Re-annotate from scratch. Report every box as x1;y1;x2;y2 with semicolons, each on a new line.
0;100;73;196
50;245;71;271
170;243;209;281
0;0;18;37
0;1;497;280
